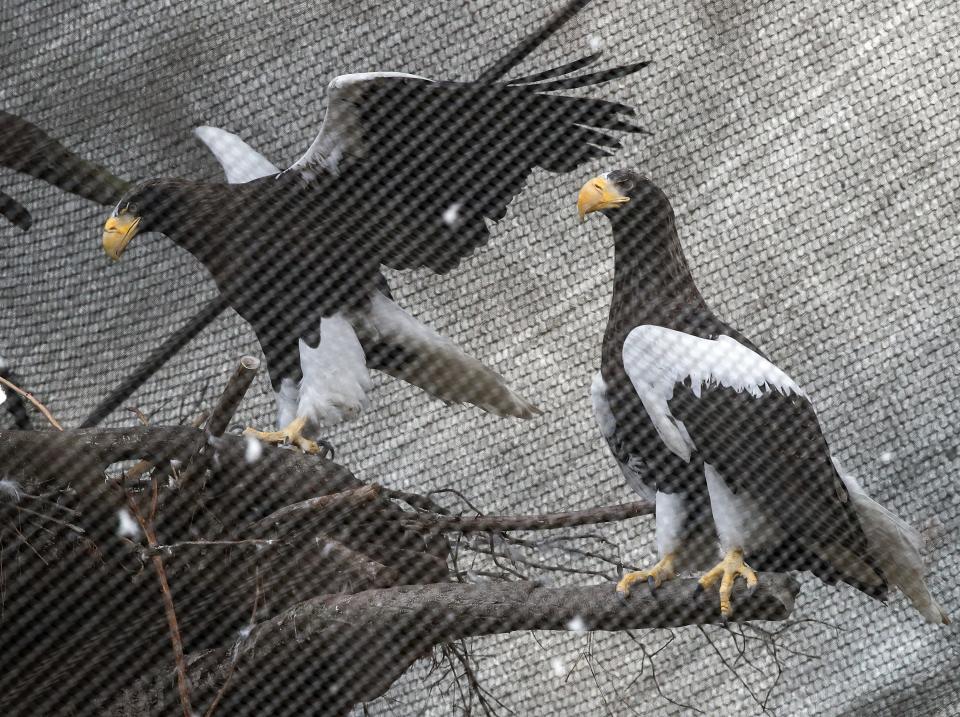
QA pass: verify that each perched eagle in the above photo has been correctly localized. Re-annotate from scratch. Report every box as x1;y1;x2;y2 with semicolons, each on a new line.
101;58;649;452
578;170;948;623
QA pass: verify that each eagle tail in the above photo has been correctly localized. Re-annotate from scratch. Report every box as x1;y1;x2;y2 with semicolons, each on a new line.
354;291;541;419
836;467;950;625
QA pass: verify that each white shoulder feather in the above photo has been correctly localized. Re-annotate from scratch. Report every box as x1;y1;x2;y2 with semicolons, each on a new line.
622;325;806;461
194;126;279;184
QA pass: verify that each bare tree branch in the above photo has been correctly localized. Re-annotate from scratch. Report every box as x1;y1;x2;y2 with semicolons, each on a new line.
111;576;798;716
404;500;653;533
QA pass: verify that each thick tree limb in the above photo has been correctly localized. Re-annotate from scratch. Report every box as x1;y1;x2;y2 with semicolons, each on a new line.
0;427;361;503
0;110;130;206
112;576;799;716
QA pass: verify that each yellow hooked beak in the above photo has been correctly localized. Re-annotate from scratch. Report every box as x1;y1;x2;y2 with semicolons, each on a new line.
102;212;141;261
577;176;629;221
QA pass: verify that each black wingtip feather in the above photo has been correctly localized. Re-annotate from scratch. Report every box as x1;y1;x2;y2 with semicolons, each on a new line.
507;53;603;84
476;0;594;82
528;59;652;91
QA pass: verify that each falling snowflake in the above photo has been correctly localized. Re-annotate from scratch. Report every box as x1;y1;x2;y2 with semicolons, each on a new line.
567;615;587;633
442;203;462;227
879;451;894;464
588;35;603;52
245;434;264;463
0;385;6;406
116;508;141;539
550;656;566;677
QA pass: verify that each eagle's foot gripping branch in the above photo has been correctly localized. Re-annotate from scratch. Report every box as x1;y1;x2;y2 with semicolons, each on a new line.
243;416;324;455
695;548;758;619
617;552;677;598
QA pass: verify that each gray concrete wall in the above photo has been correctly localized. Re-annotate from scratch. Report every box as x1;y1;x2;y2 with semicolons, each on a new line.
1;0;958;714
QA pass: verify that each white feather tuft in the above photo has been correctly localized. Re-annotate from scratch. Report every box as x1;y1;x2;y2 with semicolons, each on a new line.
0;479;22;501
116;509;142;540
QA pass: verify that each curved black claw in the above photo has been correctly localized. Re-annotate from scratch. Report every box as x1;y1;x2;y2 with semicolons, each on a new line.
720;613;730;627
317;438;336;460
616;589;630;606
693;582;704;598
647;575;659;597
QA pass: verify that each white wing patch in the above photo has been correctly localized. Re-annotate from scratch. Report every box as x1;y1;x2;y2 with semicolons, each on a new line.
622;325;806;462
290;72;431;176
194;126;280;183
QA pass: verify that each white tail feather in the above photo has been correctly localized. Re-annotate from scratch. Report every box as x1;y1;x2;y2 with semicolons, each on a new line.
353;291;540;419
836;467;949;625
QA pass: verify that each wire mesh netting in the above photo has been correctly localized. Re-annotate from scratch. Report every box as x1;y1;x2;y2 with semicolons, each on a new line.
0;0;958;715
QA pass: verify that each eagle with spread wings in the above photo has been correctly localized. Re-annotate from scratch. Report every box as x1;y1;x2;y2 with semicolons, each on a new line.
102;54;648;451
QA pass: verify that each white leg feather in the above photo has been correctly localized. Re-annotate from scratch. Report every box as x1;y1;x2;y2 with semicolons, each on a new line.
296;314;371;427
275;377;299;429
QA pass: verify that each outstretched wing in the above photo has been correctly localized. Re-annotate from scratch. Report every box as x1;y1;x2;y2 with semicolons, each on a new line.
290;60;649;272
623;324;885;593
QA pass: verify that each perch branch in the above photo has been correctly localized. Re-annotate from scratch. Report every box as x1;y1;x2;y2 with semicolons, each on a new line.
405;500;654;533
204;356;261;439
180;355;260;487
115;576;799;716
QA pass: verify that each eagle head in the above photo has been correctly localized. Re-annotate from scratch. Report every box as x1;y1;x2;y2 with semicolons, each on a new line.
102;179;191;260
577;169;671;222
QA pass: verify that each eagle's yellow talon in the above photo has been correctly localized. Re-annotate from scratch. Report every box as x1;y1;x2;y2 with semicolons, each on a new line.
616;552;676;596
697;548;757;618
243;416;321;454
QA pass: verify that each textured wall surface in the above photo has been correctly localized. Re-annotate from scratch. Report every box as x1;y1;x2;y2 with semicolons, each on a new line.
2;0;958;714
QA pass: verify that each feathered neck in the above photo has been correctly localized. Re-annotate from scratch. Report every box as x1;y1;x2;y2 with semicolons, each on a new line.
607;202;708;326
140;179;254;259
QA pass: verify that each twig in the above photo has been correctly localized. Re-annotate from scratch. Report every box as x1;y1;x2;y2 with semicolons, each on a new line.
0;375;63;431
250;484;381;531
115;468;194;716
205;566;262;717
12;504;85;535
404;500;653;533
381;487;450;514
144;539;278;556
